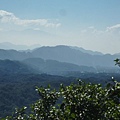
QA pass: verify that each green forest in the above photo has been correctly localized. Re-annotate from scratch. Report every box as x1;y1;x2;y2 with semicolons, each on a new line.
1;79;120;120
0;60;120;119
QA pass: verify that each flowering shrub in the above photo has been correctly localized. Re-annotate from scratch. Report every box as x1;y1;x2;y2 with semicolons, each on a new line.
2;79;120;120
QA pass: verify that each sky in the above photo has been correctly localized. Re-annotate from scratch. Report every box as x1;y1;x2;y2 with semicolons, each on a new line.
0;0;120;54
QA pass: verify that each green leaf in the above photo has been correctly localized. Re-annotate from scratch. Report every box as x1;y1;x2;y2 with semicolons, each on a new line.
71;113;76;118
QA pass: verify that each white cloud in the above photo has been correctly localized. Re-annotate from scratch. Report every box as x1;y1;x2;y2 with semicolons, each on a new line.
0;10;61;28
45;23;61;28
80;26;103;34
80;24;120;35
78;24;120;54
106;24;120;34
107;24;120;30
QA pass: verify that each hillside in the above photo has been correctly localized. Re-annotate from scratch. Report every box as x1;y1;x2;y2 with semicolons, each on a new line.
0;59;35;74
22;58;96;75
31;45;119;67
0;58;96;76
0;45;119;69
0;49;32;60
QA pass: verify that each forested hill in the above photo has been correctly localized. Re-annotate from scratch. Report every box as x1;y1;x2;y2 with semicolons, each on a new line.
22;58;96;75
0;58;118;76
0;59;96;76
0;59;35;74
0;71;120;118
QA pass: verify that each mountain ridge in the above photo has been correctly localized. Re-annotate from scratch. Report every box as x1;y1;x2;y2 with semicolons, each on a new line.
22;57;96;75
0;44;119;68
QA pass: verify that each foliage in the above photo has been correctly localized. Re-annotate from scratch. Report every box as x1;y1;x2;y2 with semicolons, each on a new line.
114;58;120;67
2;79;120;120
0;73;76;118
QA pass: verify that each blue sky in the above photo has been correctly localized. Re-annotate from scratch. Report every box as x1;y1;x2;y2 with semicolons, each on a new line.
0;0;120;54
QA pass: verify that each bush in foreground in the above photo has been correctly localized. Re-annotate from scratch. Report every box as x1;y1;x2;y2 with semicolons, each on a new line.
2;79;120;120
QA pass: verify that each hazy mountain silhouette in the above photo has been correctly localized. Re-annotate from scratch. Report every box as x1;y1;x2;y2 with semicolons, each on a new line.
70;46;103;55
0;59;35;74
0;49;32;60
32;45;118;67
22;58;96;75
0;45;119;68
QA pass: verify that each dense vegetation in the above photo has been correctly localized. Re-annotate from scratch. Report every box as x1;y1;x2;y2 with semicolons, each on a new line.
2;79;120;120
0;72;120;118
0;73;77;118
0;59;120;119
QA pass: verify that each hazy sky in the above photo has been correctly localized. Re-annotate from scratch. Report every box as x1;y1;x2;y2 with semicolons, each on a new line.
0;0;120;54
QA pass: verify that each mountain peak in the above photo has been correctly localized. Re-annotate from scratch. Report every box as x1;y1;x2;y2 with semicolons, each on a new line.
70;46;103;55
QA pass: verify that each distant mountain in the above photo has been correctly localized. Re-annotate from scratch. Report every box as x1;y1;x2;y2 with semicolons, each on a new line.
114;53;120;56
22;58;96;75
0;45;119;68
0;42;103;55
0;58;96;76
70;46;103;55
32;45;118;67
0;59;35;74
0;49;32;60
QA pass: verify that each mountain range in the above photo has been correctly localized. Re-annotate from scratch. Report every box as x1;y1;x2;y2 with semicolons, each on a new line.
0;43;119;75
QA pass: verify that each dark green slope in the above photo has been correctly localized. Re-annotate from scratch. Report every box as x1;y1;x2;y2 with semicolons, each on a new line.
0;59;35;74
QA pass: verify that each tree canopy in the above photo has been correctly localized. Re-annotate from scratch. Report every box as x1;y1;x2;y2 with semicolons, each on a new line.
2;79;120;120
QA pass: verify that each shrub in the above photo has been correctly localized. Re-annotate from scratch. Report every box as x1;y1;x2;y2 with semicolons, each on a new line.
2;79;120;120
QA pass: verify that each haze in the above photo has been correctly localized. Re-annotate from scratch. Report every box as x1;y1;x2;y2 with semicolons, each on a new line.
0;0;120;54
